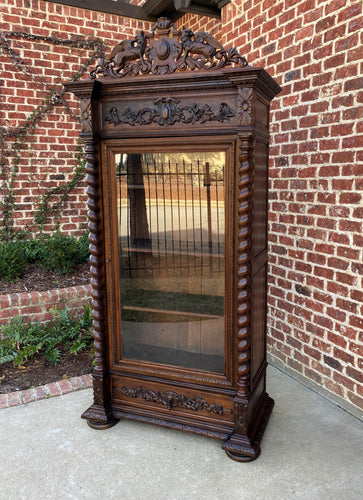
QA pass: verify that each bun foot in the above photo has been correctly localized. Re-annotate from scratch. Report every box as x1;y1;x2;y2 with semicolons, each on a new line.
87;419;119;430
224;447;260;462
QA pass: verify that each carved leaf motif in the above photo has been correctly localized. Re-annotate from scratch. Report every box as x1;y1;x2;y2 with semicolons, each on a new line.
105;99;235;127
116;386;232;414
238;88;253;126
234;402;248;434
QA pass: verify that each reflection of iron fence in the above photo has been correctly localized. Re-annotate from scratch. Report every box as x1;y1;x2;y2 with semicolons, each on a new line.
117;159;224;278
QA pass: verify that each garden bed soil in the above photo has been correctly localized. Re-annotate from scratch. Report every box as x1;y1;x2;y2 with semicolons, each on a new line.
0;263;93;394
0;347;94;394
0;262;91;295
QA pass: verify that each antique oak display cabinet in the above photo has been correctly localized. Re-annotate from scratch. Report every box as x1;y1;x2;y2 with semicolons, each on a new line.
65;19;281;461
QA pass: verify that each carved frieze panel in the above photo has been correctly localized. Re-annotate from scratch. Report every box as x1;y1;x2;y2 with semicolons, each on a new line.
116;385;233;415
103;97;235;129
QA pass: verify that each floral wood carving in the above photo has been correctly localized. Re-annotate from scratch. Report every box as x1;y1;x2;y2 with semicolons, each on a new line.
116;386;233;414
105;97;235;127
80;99;92;133
234;401;248;434
90;17;248;78
238;88;253;126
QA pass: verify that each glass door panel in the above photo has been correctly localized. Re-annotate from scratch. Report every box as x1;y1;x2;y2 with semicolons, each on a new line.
116;151;225;373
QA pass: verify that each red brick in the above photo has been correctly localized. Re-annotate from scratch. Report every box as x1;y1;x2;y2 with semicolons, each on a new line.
69;376;85;391
332;151;354;164
80;374;93;388
349;341;363;357
304;367;323;385
313;44;333;60
348;17;362;33
35;387;49;400
317;192;336;204
58;379;73;394
21;389;37;405
350;315;363;329
337;246;360;261
325;379;345;398
347;46;363;63
332;373;354;392
46;382;62;397
321;111;341;124
347;392;363;410
343;107;363;121
8;391;22;407
333;347;355;365
335;273;355;288
324;53;346;70
339;192;361;204
344;77;363;92
325;0;346;15
304;346;322;361
316;16;336;33
346;366;363;384
323;24;345;44
0;394;9;409
338;3;362;23
312;338;332;353
336;34;359;53
311;360;331;377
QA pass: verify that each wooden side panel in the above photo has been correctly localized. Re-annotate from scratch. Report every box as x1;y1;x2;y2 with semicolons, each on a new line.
253;141;268;257
251;262;267;383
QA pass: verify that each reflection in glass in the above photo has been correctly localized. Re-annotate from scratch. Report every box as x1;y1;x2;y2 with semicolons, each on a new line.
116;152;225;372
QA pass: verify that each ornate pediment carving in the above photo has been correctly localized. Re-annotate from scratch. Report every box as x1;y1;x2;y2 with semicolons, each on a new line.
90;17;247;78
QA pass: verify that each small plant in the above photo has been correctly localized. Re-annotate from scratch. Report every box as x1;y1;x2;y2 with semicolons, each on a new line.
22;237;45;263
0;316;43;366
76;231;90;264
39;233;82;275
0;304;93;366
0;231;90;282
39;231;90;275
0;240;27;282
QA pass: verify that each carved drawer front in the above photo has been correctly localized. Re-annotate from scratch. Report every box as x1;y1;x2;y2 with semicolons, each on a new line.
111;376;235;423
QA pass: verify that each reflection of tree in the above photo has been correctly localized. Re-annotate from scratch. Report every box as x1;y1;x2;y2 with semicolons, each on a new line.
127;154;151;250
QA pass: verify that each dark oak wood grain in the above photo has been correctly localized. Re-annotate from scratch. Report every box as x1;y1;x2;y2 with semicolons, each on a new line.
65;20;281;461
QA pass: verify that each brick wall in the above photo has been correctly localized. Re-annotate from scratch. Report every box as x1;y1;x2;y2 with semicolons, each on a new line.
223;0;362;415
0;0;151;236
179;2;363;416
0;284;91;327
1;1;362;416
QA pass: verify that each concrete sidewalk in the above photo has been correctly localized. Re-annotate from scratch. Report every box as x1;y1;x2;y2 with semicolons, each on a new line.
0;366;362;500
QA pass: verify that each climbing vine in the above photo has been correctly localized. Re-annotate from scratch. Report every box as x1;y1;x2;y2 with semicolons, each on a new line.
0;30;107;241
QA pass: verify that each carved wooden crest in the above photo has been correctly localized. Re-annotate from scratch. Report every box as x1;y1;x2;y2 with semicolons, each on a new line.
90;17;248;78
